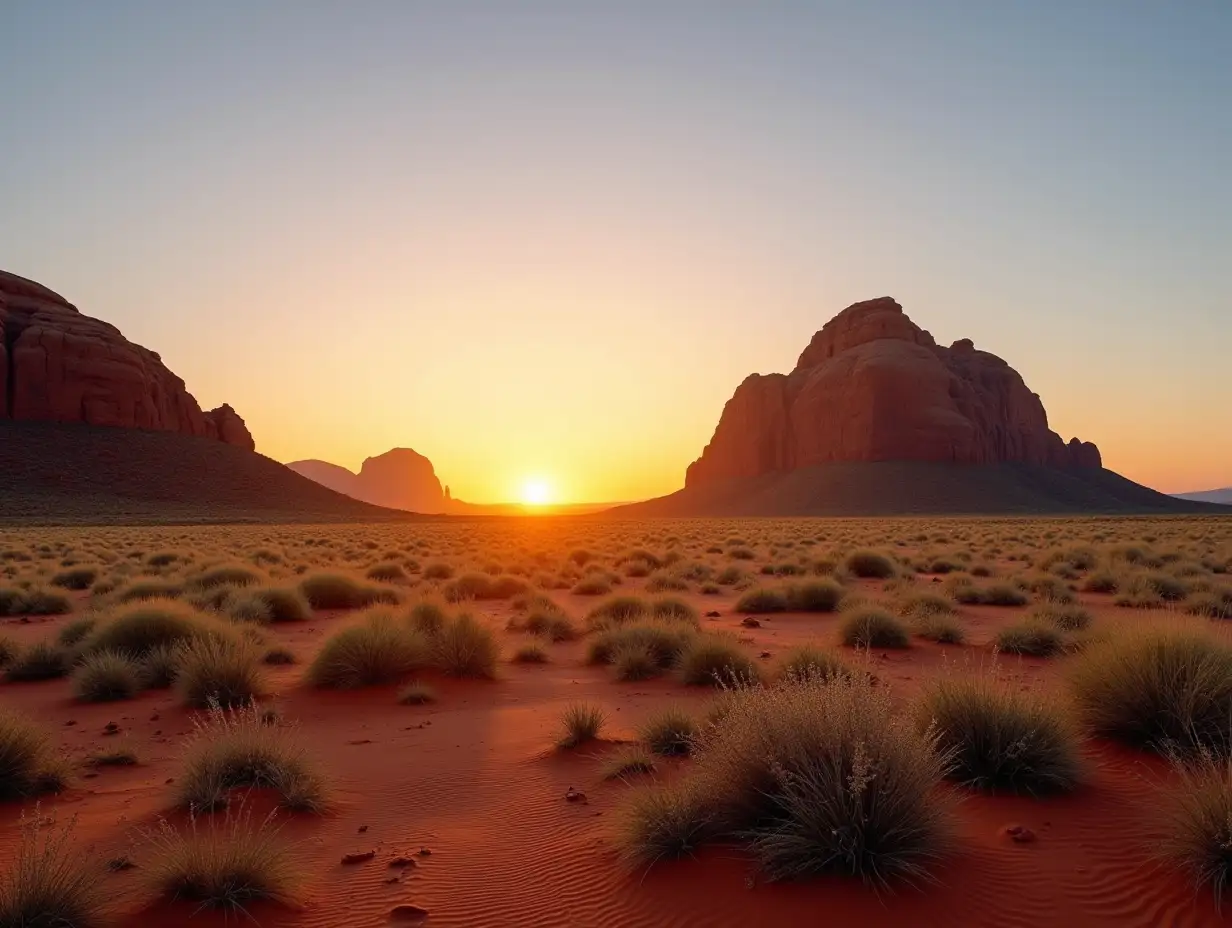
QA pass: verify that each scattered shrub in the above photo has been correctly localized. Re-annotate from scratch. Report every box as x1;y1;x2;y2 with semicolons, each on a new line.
4;641;71;682
621;675;952;885
513;643;549;664
678;636;760;686
1070;624;1232;755
735;588;788;614
844;550;897;579
839;609;910;649
558;702;605;748
307;612;428;689
1034;604;1093;632
995;621;1064;657
176;638;266;708
365;562;407;583
72;650;143;702
433;613;499;679
51;567;98;590
144;806;300;912
639;707;698;756
0;812;101;928
1160;749;1232;905
397;681;437;705
773;644;855;683
177;704;328;812
298;572;397;610
919;676;1082;794
0;710;69;799
602;746;657;780
571;576;611;596
85;600;227;657
586;596;649;629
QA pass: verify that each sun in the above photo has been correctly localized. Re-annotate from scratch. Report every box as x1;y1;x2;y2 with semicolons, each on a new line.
520;478;553;506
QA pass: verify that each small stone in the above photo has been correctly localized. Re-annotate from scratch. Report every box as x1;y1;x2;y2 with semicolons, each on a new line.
103;722;120;736
565;788;587;803
1003;824;1036;844
741;617;761;628
390;904;429;921
417;847;432;857
358;825;369;833
388;856;416;869
705;611;721;618
759;651;772;659
65;720;77;727
341;851;377;865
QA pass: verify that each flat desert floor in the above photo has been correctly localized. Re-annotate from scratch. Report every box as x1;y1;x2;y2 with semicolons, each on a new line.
2;516;1231;927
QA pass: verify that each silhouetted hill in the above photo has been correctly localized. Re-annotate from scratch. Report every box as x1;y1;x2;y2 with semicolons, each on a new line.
606;462;1230;518
0;422;421;524
1174;487;1232;505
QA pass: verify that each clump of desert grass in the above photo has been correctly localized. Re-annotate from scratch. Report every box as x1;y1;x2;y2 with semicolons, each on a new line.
57;616;98;648
1069;620;1232;756
919;673;1082;795
773;644;857;683
433;612;499;678
226;585;312;624
307;610;428;689
602;746;657;780
297;571;398;610
839;609;910;649
443;572;528;603
1033;603;1093;632
187;563;265;592
571;576;612;596
50;566;98;590
144;804;301;914
638;706;698;756
512;643;549;664
0;710;70;799
397;681;437;705
948;578;1030;607
365;561;407;583
407;600;450;637
1159;748;1232;906
995;621;1065;657
72;650;144;702
176;703;328;812
586;596;650;630
83;599;232;657
0;809;102;928
0;586;71;617
678;635;760;686
898;591;964;643
175;637;266;708
557;702;606;748
844;550;898;579
3;640;72;682
618;674;953;885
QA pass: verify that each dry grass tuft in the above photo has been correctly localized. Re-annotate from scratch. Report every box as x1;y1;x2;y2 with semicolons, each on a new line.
0;809;102;928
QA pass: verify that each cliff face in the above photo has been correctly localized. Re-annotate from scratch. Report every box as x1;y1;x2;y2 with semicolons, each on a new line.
0;270;254;450
687;297;1100;487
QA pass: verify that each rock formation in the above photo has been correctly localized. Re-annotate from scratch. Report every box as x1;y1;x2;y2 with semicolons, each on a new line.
0;270;254;450
687;297;1101;487
288;448;446;513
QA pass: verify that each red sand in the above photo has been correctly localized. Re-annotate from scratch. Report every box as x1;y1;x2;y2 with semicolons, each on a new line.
0;583;1223;927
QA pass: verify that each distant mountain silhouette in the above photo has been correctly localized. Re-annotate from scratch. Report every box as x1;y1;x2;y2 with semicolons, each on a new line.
289;448;445;513
1174;487;1232;505
614;297;1224;518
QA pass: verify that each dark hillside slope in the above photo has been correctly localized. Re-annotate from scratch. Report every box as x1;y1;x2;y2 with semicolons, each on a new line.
0;422;419;524
607;462;1229;518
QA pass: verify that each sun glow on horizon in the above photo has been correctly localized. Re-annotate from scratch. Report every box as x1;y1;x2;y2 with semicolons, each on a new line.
520;478;554;507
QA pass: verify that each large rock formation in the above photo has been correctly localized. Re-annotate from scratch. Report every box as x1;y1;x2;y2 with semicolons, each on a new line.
288;448;446;513
0;270;254;450
687;297;1101;487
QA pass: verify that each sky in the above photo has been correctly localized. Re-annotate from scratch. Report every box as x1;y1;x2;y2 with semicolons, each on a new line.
2;1;1230;503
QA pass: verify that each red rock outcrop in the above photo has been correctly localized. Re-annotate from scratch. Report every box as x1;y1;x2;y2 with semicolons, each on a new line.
686;297;1101;487
288;448;446;513
0;270;253;449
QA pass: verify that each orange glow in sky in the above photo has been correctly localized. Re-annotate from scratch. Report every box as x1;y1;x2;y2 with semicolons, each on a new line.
3;6;1229;503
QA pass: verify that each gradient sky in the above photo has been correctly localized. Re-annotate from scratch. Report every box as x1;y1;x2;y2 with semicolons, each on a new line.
3;1;1229;502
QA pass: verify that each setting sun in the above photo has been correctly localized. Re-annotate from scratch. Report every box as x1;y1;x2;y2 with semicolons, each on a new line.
520;478;553;507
